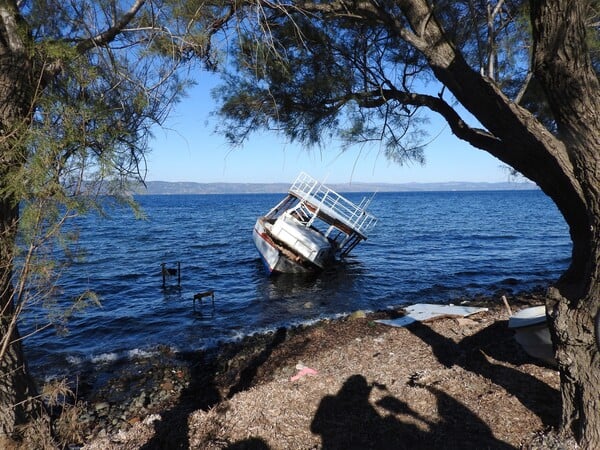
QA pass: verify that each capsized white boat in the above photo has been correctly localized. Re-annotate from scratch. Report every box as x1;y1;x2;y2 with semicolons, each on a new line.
508;305;556;366
253;172;377;274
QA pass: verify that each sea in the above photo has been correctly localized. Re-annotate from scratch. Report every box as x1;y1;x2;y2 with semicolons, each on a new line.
21;190;571;379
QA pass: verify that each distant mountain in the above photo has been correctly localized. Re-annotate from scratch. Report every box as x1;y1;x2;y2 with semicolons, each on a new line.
133;180;538;195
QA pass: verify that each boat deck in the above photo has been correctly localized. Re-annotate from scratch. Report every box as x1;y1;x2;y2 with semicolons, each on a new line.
288;172;377;238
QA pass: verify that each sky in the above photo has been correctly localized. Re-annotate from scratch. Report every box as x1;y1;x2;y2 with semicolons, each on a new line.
146;72;511;185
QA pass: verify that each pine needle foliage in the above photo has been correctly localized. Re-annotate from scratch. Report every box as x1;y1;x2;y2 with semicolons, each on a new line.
0;1;236;438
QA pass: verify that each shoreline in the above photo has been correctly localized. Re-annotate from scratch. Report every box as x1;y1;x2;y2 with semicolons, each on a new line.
42;289;576;449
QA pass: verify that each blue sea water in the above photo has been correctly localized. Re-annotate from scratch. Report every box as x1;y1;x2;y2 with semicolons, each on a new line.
21;190;571;378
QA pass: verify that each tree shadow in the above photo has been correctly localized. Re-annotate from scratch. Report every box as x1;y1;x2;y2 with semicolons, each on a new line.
140;328;287;449
405;320;560;427
311;374;515;449
227;327;287;398
225;437;270;449
139;351;222;450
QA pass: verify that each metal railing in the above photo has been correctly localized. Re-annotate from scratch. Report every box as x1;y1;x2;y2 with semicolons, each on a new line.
289;172;377;237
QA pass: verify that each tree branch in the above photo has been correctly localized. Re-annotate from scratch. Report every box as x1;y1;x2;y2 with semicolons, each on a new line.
0;1;27;53
515;71;533;105
352;88;504;153
250;0;584;206
75;0;147;54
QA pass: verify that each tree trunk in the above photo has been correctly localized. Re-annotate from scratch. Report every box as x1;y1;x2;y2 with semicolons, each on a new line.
529;0;600;447
415;0;600;442
398;0;600;445
0;1;41;439
0;199;42;438
547;286;600;446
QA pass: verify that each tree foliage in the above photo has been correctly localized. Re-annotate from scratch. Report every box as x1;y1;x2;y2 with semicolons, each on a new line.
0;0;217;346
216;0;598;158
16;1;225;196
0;0;234;440
216;2;434;162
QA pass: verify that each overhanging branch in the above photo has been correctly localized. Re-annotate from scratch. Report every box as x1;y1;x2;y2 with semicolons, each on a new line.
76;0;147;54
350;88;504;153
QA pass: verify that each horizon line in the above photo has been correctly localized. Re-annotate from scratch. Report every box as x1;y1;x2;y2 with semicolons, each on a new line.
143;179;535;185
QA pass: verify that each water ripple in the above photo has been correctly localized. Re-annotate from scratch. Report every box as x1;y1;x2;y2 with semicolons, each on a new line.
22;190;570;376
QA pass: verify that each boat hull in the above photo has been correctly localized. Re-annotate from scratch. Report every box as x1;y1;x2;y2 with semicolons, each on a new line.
508;306;556;366
252;219;317;274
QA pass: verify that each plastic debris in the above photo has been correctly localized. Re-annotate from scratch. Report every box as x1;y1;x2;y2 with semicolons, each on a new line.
376;304;488;328
290;363;318;382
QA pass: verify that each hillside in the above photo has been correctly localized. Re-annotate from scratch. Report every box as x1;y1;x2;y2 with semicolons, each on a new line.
134;180;538;195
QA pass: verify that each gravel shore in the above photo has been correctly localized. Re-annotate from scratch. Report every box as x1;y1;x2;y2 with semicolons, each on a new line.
65;290;577;449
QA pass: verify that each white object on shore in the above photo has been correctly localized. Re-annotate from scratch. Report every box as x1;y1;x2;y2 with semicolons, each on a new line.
376;303;488;328
508;305;556;366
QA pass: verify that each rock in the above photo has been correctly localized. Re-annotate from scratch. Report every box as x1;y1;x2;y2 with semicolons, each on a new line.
348;310;367;320
94;402;109;412
133;391;148;408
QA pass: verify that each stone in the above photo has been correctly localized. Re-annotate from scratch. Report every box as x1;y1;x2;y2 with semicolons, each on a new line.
349;310;367;320
94;402;109;412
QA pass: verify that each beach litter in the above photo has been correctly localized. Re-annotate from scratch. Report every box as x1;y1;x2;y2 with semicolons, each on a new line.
290;363;318;382
376;303;488;328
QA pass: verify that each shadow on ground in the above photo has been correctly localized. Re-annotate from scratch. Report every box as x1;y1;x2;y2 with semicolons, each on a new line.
138;315;559;449
140;328;287;449
310;373;515;449
308;320;559;449
406;320;560;427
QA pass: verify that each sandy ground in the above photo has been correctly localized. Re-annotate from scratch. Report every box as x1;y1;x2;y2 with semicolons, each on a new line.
81;292;578;450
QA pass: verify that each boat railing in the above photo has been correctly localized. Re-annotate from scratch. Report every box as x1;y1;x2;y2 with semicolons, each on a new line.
289;172;377;237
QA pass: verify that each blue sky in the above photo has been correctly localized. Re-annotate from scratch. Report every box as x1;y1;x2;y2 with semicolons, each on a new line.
146;72;510;185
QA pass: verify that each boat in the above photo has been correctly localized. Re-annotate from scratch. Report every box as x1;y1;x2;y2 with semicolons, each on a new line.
508;305;556;366
252;172;377;274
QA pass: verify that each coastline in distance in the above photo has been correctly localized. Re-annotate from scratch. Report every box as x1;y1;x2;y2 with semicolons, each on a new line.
134;180;538;195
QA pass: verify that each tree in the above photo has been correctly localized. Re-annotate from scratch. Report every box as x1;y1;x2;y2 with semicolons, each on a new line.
0;0;232;441
215;0;600;446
